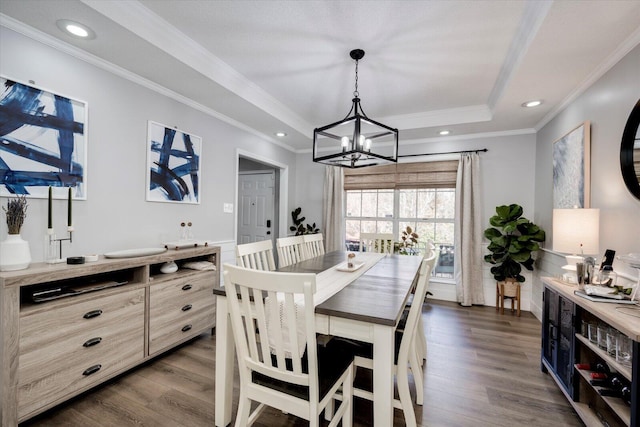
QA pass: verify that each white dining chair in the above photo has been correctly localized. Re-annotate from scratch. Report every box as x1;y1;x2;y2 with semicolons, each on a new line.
414;242;436;364
276;235;308;268
236;239;276;271
351;251;436;427
303;233;325;258
223;264;355;427
359;232;394;254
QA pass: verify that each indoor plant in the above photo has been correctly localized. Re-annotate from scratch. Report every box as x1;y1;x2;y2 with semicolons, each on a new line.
289;207;319;235
0;195;32;271
394;226;420;255
484;204;545;293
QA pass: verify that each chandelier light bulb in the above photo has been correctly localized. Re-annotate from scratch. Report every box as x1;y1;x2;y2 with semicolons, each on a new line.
341;136;349;147
358;135;365;146
365;138;372;150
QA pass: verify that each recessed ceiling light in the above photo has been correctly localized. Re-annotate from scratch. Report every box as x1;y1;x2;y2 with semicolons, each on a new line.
439;130;451;136
275;132;287;137
56;20;96;39
522;100;542;108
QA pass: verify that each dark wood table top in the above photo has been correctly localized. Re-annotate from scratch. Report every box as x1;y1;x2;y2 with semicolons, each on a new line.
216;251;423;327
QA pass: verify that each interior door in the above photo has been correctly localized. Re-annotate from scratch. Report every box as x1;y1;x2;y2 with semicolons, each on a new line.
237;171;275;245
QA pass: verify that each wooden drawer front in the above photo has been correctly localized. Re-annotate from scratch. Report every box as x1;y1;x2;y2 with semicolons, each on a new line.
17;314;144;418
149;289;216;354
150;271;215;300
20;288;145;353
149;287;215;355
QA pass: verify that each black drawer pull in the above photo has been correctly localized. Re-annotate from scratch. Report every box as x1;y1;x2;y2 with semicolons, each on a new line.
82;364;102;376
83;337;102;347
83;309;103;319
181;324;192;332
181;304;192;312
182;284;192;291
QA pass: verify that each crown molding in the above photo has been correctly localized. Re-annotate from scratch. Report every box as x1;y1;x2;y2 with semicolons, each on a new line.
0;14;297;153
487;1;552;109
295;127;536;154
81;0;312;138
381;104;492;130
535;25;640;131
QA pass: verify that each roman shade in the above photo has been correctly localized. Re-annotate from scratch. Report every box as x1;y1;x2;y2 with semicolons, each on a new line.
343;160;459;190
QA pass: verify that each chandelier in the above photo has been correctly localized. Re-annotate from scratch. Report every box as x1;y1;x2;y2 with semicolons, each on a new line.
313;49;399;168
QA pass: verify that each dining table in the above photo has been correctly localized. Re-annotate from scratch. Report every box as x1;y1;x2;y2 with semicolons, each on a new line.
213;250;423;427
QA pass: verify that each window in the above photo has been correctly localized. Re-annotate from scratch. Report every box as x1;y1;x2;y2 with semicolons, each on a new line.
343;161;458;280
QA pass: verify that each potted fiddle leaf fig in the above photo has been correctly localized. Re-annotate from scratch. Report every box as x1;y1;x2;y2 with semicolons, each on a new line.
484;204;545;295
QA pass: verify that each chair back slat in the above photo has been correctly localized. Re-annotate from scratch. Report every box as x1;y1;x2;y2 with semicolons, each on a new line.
303;233;325;258
236;240;276;271
276;236;308;268
223;264;317;390
359;233;394;254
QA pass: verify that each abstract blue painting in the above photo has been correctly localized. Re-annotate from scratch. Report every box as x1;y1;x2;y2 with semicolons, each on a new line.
146;121;201;204
0;77;87;200
553;122;590;208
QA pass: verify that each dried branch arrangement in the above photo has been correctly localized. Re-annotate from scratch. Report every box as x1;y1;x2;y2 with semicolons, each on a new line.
3;195;28;234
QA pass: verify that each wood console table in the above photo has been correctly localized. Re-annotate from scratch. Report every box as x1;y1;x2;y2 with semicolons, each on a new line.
0;246;219;425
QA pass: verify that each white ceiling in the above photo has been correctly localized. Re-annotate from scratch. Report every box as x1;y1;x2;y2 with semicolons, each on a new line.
1;0;639;152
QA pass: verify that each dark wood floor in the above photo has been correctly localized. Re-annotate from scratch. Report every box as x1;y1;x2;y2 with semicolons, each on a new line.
21;300;582;426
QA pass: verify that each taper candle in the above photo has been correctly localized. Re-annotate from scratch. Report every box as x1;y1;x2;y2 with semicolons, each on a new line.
48;186;52;229
67;187;72;227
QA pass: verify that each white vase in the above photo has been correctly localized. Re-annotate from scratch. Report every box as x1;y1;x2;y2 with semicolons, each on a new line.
0;233;31;271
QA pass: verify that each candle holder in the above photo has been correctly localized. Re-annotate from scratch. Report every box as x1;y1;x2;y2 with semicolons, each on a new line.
45;227;74;264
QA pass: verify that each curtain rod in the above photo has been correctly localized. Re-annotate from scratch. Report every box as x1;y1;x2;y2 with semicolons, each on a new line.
398;148;488;158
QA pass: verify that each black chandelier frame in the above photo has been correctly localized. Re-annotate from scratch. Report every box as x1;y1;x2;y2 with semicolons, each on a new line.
313;49;399;168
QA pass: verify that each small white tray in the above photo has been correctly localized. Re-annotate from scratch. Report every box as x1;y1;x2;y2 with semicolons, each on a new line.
336;261;365;272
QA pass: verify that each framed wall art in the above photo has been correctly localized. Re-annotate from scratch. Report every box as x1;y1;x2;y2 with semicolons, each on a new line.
146;121;202;204
0;77;88;200
553;121;591;208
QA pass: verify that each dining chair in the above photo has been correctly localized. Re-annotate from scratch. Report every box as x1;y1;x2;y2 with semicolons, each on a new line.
236;239;276;271
351;251;437;427
303;233;325;258
276;235;308;268
359;232;394;254
223;264;355;427
410;242;436;365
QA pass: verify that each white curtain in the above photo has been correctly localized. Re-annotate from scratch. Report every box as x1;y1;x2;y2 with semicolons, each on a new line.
454;152;484;306
322;166;344;252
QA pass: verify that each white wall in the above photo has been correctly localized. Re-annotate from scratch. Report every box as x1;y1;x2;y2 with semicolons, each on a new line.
0;26;298;260
531;44;640;319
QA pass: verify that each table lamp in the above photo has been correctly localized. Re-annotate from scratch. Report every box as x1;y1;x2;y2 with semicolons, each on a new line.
552;208;600;283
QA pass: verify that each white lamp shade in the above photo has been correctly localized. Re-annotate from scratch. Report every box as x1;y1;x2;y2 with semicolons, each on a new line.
552;208;600;255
